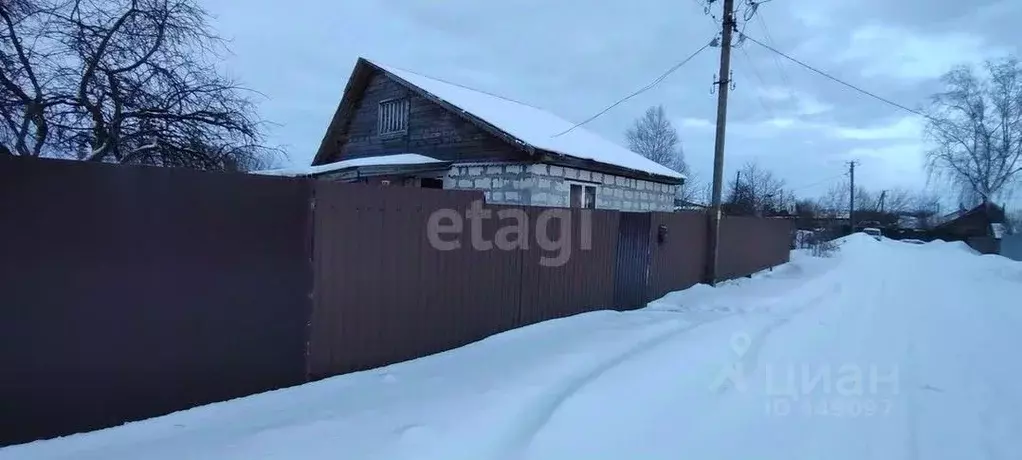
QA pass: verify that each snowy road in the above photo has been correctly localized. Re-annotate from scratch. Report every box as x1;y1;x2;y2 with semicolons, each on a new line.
4;235;1022;459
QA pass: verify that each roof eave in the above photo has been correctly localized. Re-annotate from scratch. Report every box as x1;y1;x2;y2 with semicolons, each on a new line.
537;149;684;185
312;58;376;166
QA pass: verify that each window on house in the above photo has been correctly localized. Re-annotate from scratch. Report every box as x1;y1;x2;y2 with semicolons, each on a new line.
420;178;444;189
378;98;409;135
570;183;597;209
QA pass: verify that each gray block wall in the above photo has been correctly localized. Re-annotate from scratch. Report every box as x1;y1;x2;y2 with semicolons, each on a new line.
526;164;676;211
445;162;677;211
443;163;532;205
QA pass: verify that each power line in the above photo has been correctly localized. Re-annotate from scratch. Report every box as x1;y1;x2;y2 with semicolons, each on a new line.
737;46;776;118
754;13;795;94
553;40;713;137
740;33;932;121
693;0;720;26
789;173;847;194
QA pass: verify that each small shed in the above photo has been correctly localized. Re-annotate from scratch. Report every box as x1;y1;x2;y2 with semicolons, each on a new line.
930;202;1007;254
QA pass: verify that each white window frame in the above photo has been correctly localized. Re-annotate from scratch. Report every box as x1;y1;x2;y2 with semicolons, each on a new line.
377;98;409;136
567;180;598;209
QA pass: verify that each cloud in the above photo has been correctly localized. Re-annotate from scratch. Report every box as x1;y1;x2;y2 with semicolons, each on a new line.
756;87;791;102
838;25;1011;81
726;116;821;138
795;97;834;116
679;117;714;130
720;114;926;150
846;143;928;189
830;116;923;140
754;86;833;116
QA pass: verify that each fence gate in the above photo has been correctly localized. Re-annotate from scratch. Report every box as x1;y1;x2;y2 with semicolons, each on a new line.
612;212;653;310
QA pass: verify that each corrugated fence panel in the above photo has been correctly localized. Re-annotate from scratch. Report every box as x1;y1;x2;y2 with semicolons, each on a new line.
0;157;313;446
718;216;792;280
308;183;523;379
0;156;800;446
518;208;618;326
648;211;708;300
612;212;652;310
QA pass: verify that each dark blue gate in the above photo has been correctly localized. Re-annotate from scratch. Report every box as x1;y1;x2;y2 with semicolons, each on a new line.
612;212;653;310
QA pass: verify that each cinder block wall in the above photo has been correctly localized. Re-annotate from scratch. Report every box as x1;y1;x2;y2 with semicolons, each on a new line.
445;162;676;211
527;164;676;211
443;163;532;204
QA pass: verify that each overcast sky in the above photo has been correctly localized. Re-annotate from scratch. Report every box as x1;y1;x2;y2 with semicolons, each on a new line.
201;0;1020;205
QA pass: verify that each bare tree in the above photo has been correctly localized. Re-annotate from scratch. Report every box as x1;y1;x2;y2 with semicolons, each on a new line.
854;186;875;212
910;193;942;228
816;181;881;214
795;199;818;217
925;57;1022;204
881;188;915;214
626;105;687;172
675;169;704;204
912;193;941;215
0;0;280;170
816;181;848;217
724;161;787;216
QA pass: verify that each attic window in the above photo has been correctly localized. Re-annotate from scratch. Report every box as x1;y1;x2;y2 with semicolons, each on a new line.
378;98;409;135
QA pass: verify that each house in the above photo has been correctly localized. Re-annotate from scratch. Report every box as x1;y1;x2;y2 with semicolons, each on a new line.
930;201;1007;254
262;58;685;211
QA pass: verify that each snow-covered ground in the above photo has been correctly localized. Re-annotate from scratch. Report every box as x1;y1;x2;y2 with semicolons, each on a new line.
5;234;1022;460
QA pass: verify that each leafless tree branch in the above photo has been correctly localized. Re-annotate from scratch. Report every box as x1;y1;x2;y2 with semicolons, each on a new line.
724;160;789;216
0;0;280;170
925;57;1022;205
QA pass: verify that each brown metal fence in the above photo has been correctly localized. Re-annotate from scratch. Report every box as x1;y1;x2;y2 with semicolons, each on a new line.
307;182;622;378
1;157;793;445
718;216;793;280
306;188;793;380
517;207;620;325
307;183;527;377
0;156;314;446
647;211;709;300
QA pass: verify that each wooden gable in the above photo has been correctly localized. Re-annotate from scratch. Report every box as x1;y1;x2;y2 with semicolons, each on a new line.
313;59;530;166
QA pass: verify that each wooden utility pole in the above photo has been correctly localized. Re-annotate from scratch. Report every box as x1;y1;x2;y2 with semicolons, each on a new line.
706;0;736;285
848;160;858;232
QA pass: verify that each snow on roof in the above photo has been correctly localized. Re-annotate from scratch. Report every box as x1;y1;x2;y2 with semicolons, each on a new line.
992;223;1006;239
897;215;922;230
934;209;966;227
253;154;446;177
372;61;685;181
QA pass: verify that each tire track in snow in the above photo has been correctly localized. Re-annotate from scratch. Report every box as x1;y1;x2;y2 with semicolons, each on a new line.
490;272;848;459
490;311;738;460
710;279;845;396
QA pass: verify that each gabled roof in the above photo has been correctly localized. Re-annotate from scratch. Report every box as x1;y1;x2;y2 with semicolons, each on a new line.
314;58;684;182
933;201;1006;230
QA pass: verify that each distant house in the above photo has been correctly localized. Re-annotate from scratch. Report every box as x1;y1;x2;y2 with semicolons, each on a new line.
259;58;684;211
931;201;1007;254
